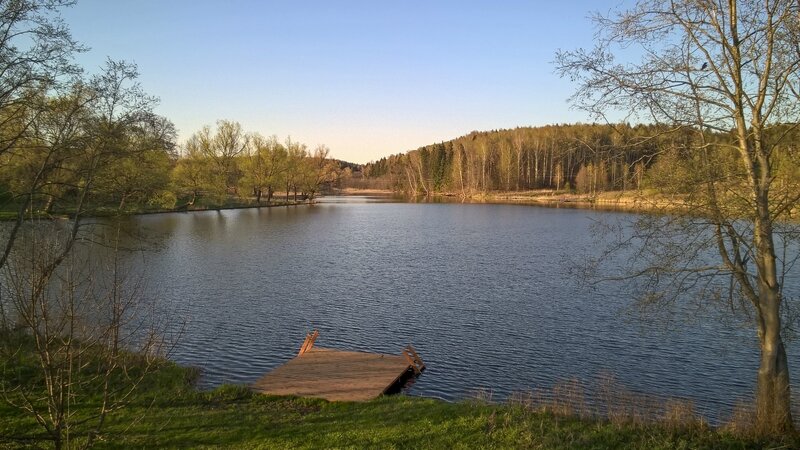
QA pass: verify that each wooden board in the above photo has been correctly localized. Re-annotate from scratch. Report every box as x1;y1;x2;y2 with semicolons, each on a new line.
251;347;413;402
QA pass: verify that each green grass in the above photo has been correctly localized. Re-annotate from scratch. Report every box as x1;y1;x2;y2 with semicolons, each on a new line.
2;361;795;449
0;333;793;449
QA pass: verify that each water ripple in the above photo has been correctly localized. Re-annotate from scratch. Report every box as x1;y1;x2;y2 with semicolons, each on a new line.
110;198;800;423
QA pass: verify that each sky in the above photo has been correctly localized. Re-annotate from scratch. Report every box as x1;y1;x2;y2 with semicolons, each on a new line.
62;1;608;164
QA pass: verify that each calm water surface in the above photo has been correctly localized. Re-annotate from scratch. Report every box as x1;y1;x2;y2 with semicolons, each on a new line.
119;196;798;421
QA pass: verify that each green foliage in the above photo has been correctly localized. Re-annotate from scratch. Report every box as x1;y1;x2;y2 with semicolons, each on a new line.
147;190;177;209
643;146;694;194
0;60;178;219
94;147;175;211
238;134;288;204
168;127;338;208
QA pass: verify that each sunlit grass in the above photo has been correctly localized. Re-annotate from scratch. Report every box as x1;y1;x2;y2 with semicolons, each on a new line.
1;340;796;449
2;360;795;449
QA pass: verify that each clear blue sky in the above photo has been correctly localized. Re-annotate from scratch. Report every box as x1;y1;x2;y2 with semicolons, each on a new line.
63;1;606;163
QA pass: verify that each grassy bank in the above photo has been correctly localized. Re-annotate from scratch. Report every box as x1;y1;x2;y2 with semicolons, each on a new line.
1;362;795;449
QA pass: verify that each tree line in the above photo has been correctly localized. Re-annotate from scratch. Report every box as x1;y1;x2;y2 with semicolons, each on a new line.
360;123;665;195
358;123;800;201
172;120;339;208
2;109;340;217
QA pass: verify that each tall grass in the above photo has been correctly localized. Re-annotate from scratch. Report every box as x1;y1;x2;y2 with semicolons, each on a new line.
506;374;703;427
499;372;800;439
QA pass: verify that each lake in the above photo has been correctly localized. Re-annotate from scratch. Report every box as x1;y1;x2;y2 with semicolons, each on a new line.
114;196;798;422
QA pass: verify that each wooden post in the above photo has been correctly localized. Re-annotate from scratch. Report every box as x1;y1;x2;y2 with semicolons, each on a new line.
298;330;319;356
403;349;418;374
407;345;425;371
403;345;425;374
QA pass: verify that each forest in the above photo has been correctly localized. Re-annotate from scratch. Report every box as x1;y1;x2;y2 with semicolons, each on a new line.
356;123;800;201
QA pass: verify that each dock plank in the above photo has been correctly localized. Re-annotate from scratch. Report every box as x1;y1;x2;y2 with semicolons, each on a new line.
251;347;413;402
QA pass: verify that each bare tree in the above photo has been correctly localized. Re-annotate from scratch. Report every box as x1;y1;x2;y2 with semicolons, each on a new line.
556;0;800;433
1;225;168;449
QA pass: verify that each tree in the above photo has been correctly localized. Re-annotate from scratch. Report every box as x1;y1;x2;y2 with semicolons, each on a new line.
556;0;800;433
0;52;176;450
1;227;167;449
186;120;247;197
0;0;86;273
240;134;287;204
0;2;181;446
172;141;212;207
283;137;306;201
93;112;177;211
300;144;336;201
498;140;514;191
0;0;83;160
451;142;468;197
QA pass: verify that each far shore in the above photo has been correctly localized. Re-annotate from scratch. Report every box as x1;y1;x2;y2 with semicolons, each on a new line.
478;189;686;212
333;187;687;214
331;187;398;196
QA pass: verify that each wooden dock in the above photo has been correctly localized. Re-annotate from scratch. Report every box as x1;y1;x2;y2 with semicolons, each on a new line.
251;331;425;402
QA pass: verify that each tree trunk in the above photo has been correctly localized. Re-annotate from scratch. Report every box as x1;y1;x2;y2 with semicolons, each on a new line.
405;165;417;196
756;320;793;433
457;151;465;197
43;195;54;213
481;154;486;192
754;193;794;432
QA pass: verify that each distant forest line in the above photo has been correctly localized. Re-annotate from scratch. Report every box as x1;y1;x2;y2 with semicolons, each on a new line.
347;123;800;197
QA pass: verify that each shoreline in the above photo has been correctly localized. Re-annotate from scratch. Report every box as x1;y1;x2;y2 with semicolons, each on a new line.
331;187;399;196
333;187;685;214
0;199;313;222
476;190;685;214
131;199;312;216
